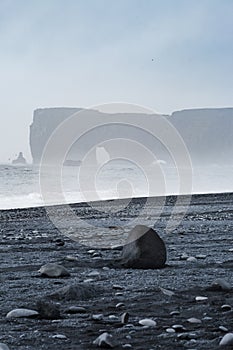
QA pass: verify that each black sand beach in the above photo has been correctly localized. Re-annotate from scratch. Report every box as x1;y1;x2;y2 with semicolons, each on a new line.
1;192;233;349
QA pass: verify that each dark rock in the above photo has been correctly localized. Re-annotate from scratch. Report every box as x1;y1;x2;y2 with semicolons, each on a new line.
49;283;104;301
120;225;166;269
36;299;61;319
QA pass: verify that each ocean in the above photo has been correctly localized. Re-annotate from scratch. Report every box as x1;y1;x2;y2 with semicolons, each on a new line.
0;161;233;210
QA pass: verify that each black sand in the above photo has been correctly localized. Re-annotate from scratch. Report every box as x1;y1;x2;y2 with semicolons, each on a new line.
0;193;233;349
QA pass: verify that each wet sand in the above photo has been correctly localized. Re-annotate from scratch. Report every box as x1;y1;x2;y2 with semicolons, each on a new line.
0;192;233;349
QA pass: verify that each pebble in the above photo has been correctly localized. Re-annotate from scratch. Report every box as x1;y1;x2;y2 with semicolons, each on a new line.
172;324;186;332
88;249;95;254
115;292;124;296
219;326;229;332
195;254;207;259
221;304;231;312
83;278;95;283
139;318;156;327
187;257;197;262
88;271;100;277
187;317;202;324
52;334;67;339
113;285;124;290
93;332;114;348
195;296;208;302
180;253;189;260
121;312;129;324
122;344;132;349
166;328;176;333
170;310;180;316
38;263;70;277
116;303;125;308
211;278;232;291
219;333;233;346
108;315;118;320
65;306;87;314
6;308;39;319
92;314;104;321
0;344;10;350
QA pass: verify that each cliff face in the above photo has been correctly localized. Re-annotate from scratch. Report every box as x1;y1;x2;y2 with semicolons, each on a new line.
30;108;81;164
29;107;233;165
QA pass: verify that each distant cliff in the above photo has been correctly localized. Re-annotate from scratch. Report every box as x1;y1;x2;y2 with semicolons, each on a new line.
29;107;233;165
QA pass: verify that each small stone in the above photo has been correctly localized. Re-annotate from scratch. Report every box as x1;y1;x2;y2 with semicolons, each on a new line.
202;316;213;321
195;254;207;259
121;312;129;324
88;249;95;254
221;304;231;312
180;253;189;260
187;318;202;324
187;257;197;262
139;318;156;327
38;263;70;278
172;324;186;332
116;303;125;308
219;326;228;332
219;333;233;346
166;328;176;333
65;306;87;314
88;271;100;277
210;278;232;291
6;308;39;319
195;296;208;302
122;345;132;349
108;315;118;320
102;266;110;271
113;285;124;290
83;278;95;283
0;344;10;350
52;334;67;339
93;332;114;348
92;314;104;321
170;310;180;316
65;255;79;261
115;292;124;296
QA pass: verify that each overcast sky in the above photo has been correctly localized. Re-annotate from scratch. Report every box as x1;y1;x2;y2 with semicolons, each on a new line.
0;0;233;162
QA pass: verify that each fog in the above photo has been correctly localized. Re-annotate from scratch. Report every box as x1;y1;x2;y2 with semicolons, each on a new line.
0;0;233;163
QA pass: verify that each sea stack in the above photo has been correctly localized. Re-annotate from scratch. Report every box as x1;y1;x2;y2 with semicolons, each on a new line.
120;225;167;269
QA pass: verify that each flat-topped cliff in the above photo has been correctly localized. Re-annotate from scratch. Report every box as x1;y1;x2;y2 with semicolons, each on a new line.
29;107;233;165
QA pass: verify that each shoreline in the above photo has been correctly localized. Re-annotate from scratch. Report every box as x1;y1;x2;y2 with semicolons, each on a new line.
1;190;233;213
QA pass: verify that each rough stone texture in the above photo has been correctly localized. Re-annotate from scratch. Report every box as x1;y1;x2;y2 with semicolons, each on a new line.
120;225;166;269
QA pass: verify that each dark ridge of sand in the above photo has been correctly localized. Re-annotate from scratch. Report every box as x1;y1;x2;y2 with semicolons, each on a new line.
0;192;233;349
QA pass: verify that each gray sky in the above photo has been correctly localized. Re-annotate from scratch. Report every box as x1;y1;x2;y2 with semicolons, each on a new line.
0;0;233;163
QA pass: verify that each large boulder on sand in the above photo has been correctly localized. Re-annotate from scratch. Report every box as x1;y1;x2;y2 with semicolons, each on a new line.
120;225;166;269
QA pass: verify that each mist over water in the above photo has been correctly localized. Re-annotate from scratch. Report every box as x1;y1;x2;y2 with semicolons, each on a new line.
0;161;233;210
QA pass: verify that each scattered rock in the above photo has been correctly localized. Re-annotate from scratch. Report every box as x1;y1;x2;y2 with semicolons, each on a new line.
121;312;129;324
38;263;70;278
6;308;39;319
49;283;104;301
166;328;176;333
64;306;87;314
172;324;186;332
208;278;232;291
120;225;166;269
139;318;156;327
219;333;233;346
195;296;208;302
36;299;61;319
0;344;10;350
92;314;104;321
93;332;115;348
52;334;67;339
219;326;229;332
221;304;232;312
187;317;202;324
187;257;197;262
